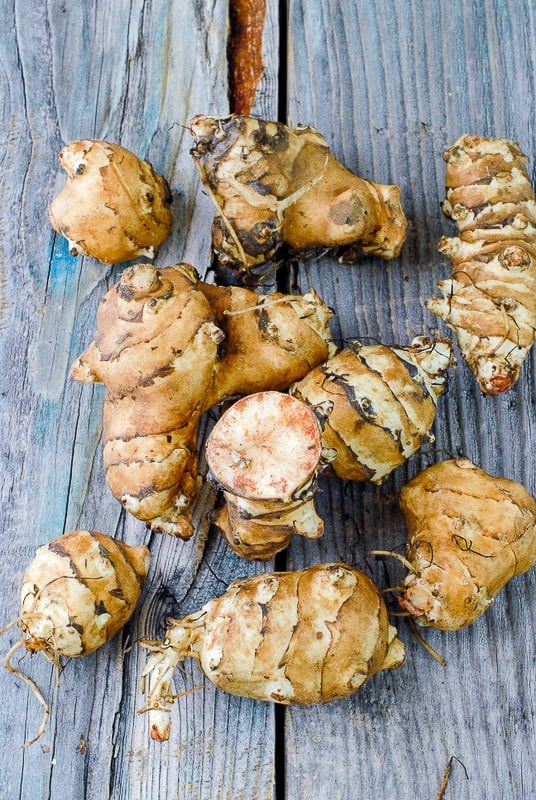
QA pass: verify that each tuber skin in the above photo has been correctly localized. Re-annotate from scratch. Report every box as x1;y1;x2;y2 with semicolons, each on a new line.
189;113;408;284
290;336;454;484
397;458;536;630
1;530;150;747
427;134;536;395
206;391;332;560
139;563;406;742
49;139;173;264
71;263;334;538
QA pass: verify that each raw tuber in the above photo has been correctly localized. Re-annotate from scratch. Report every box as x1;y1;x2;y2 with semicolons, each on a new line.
189;113;408;284
396;458;536;630
71;263;334;538
1;530;150;746
206;391;331;559
49;139;173;264
290;336;453;484
427;134;536;394
139;563;406;741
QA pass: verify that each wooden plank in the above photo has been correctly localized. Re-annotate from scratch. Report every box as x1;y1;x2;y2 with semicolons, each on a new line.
0;2;279;799
284;1;536;799
2;1;536;799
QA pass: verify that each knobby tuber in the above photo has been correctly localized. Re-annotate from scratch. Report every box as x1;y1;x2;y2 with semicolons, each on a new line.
1;530;149;746
290;337;453;484
189;113;407;283
139;563;406;741
206;391;333;559
427;134;536;394
49;139;173;264
71;263;334;538
397;458;536;629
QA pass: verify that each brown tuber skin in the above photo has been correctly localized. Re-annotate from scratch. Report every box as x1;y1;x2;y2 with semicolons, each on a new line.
71;263;335;538
2;530;150;746
290;336;454;484
140;563;406;742
427;134;536;394
398;458;536;630
206;391;330;559
49;140;173;264
189;114;408;284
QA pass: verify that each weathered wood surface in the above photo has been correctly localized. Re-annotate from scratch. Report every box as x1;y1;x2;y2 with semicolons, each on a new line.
0;1;535;799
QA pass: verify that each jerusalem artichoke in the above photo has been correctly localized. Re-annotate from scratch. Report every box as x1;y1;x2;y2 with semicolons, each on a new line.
140;563;406;741
290;336;453;484
2;530;149;746
189;113;407;283
71;263;334;538
49;139;173;264
206;391;330;559
397;458;536;630
427;134;536;394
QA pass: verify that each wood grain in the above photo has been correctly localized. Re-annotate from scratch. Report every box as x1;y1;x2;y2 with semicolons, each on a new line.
284;2;536;799
0;1;535;799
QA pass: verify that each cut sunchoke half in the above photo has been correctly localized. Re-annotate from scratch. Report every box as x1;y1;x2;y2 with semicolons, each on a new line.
139;563;406;741
206;391;332;559
71;263;334;537
189;113;407;284
397;458;536;629
1;530;149;747
290;336;454;483
427;134;536;394
49;139;173;264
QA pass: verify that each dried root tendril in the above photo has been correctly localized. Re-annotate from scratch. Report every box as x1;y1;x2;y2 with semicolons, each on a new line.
408;617;446;667
436;755;469;800
4;638;50;748
368;549;417;574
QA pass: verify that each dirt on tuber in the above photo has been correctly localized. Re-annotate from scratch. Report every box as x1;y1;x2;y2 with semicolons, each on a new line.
139;563;406;742
290;336;454;484
189;113;407;284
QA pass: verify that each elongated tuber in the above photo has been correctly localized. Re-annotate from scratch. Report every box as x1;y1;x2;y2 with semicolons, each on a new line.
290;336;453;484
140;563;406;741
71;263;334;537
189;114;407;283
206;391;331;559
2;530;149;746
49;139;173;264
397;458;536;630
427;134;536;394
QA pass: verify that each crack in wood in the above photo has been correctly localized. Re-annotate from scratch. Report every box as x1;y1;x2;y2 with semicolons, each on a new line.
228;0;267;115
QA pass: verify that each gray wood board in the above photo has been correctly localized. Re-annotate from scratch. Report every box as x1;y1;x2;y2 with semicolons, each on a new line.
0;1;535;799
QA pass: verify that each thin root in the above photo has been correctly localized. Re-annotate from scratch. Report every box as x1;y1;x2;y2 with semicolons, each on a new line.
368;549;417;574
408;618;446;667
436;755;469;800
5;639;50;748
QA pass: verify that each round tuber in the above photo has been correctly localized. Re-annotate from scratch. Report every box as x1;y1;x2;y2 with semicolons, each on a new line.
49;139;173;264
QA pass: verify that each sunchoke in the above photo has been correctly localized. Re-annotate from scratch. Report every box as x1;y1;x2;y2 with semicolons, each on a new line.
290;336;453;483
397;458;536;630
206;391;330;559
189;113;407;284
427;134;536;394
49;139;173;264
140;563;406;741
71;263;334;538
2;530;149;746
